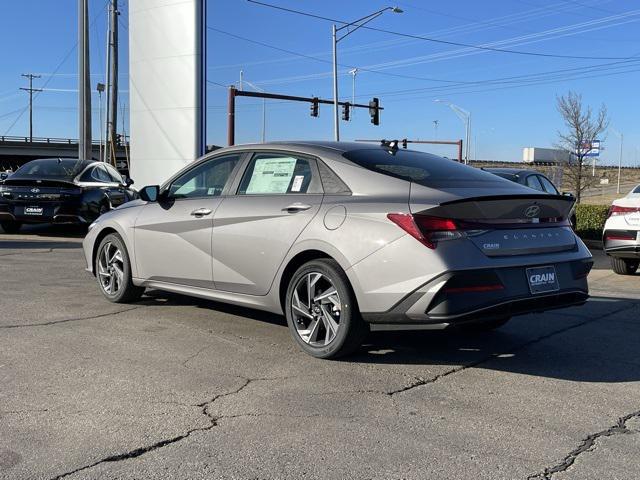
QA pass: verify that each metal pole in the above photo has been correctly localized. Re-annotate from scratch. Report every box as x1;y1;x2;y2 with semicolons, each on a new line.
78;0;92;161
332;24;339;142
228;86;236;146
464;115;470;164
105;0;118;166
98;90;103;162
617;133;623;194
261;99;266;143
458;139;463;162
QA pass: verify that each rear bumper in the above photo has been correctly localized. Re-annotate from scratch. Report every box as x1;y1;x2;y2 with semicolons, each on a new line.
0;202;88;224
361;258;592;326
603;235;640;259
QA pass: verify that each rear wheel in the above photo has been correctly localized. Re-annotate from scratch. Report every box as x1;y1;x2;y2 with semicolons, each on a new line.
285;259;368;359
1;221;21;234
95;233;145;303
610;257;639;275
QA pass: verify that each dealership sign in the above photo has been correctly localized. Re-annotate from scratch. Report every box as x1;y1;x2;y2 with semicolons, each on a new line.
578;140;600;157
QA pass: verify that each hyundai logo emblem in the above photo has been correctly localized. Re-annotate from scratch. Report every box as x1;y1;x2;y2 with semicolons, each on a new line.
31;188;40;193
524;205;541;218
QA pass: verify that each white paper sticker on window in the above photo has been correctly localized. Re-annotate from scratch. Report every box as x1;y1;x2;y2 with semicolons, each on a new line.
291;175;304;192
246;157;296;194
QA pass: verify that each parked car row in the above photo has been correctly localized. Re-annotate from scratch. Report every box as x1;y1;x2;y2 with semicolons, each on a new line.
0;158;136;233
11;147;638;357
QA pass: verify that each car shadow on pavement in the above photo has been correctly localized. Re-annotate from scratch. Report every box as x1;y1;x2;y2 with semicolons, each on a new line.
0;240;82;250
0;224;87;238
136;290;640;384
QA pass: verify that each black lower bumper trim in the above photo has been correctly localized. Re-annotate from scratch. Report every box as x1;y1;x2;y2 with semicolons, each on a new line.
362;290;588;325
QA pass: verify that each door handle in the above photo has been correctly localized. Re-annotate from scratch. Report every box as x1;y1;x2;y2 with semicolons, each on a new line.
190;208;212;217
282;203;312;213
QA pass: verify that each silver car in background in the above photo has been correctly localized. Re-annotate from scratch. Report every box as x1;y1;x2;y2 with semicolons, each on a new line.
83;141;593;358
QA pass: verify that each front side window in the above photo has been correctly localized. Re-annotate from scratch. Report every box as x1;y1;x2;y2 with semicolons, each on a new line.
168;155;241;199
105;164;123;183
238;154;315;195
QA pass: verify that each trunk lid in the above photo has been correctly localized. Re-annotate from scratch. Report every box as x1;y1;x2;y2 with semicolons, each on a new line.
410;184;577;257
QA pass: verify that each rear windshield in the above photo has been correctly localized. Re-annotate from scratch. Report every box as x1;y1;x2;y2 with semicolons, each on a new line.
14;159;82;179
342;149;507;187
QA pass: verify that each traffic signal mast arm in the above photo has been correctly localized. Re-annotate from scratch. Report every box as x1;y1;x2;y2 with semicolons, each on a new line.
227;86;383;145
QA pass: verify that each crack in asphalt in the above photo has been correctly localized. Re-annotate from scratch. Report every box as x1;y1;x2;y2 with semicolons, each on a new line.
0;248;55;257
527;410;640;479
0;306;144;329
48;376;293;480
387;302;637;396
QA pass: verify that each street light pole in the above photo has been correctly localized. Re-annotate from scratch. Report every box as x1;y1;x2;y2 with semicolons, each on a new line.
332;7;403;141
435;100;471;164
611;129;624;194
332;24;339;141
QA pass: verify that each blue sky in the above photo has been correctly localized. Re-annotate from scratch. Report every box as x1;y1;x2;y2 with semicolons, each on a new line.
1;0;639;164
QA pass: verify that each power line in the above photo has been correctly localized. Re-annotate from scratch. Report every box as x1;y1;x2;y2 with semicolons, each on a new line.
246;0;640;60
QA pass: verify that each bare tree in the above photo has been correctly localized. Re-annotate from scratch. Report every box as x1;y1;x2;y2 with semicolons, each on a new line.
555;91;608;203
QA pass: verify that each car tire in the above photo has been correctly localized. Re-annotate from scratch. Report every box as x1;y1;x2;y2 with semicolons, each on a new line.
285;258;368;359
610;257;639;275
1;221;21;234
95;233;145;303
456;316;511;332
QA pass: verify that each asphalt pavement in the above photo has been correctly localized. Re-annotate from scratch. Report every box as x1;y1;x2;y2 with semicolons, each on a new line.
1;225;639;480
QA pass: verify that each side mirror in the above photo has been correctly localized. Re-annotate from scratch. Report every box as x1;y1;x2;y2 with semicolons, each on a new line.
0;173;7;181
139;185;160;202
124;177;134;187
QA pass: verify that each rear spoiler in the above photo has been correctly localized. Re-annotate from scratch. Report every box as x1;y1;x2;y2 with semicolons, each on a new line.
424;194;574;221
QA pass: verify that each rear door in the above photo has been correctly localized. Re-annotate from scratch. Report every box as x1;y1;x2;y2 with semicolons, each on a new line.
134;154;243;287
212;151;323;295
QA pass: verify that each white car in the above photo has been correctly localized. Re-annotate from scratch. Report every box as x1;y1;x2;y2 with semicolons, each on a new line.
603;184;640;274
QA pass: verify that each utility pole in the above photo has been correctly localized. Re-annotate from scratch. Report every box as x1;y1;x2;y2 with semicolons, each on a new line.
78;0;92;161
97;82;105;163
19;74;42;142
104;0;119;166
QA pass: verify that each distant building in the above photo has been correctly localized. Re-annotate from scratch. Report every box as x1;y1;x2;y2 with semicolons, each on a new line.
522;147;571;164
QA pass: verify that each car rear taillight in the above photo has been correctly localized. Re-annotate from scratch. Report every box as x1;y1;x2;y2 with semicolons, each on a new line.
604;231;637;241
607;205;640;218
387;213;462;249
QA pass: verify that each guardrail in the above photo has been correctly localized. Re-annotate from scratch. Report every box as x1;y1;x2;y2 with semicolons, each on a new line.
0;135;129;146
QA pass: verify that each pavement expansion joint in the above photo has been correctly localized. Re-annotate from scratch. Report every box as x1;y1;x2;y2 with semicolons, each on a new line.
47;375;298;480
0;306;145;329
526;410;640;479
387;302;637;397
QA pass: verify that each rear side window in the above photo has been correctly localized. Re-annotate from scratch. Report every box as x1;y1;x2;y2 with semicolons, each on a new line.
342;149;506;188
525;175;544;191
538;175;558;194
238;153;319;195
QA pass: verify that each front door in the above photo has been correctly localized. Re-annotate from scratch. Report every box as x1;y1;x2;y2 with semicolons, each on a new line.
212;152;323;295
134;154;243;288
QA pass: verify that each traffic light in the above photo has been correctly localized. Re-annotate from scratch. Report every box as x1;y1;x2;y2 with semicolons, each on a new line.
310;97;319;117
341;102;350;121
369;97;380;125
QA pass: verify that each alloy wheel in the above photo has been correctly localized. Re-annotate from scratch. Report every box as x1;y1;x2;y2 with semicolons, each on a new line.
291;272;342;347
98;241;124;295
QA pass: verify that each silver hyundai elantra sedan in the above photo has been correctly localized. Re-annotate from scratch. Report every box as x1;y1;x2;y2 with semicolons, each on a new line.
83;141;593;358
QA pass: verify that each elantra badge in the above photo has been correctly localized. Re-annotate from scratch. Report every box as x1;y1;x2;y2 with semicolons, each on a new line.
524;205;540;218
31;188;40;193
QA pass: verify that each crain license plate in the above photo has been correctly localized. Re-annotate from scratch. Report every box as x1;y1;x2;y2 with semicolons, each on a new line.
24;206;44;216
526;265;559;294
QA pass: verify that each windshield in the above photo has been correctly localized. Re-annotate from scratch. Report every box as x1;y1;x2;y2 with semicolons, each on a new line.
342;148;508;188
14;159;83;179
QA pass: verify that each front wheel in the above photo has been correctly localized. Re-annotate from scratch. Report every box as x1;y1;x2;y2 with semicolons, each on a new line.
611;257;639;275
95;233;145;303
285;259;368;359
